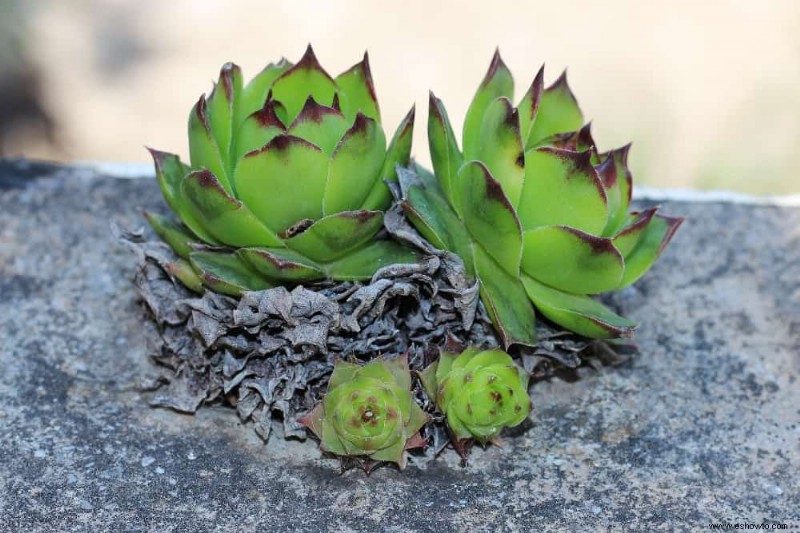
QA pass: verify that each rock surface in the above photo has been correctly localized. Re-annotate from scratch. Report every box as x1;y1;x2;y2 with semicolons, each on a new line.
0;160;798;531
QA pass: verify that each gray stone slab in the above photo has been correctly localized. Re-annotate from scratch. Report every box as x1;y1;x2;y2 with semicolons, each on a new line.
0;160;798;532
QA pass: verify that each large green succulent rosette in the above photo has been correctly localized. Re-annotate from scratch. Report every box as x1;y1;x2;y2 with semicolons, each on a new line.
299;355;428;468
401;51;683;345
420;347;531;443
146;45;418;296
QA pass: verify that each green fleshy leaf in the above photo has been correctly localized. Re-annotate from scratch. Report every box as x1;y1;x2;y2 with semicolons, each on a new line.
617;214;684;289
445;409;473;440
287;96;350;154
601;145;633;236
473;245;537;349
318;409;349;455
188;95;231;193
241;59;292;120
360;106;415;211
526;72;583;149
147;149;217;244
324;113;386;214
380;354;412;391
418;362;439;401
148;148;187;214
143;211;197;259
368;438;406;465
207;63;243;168
324;241;419;281
540;123;598;162
428;92;464;210
521;274;635;339
327;360;360;389
189;251;273;297
612;207;658;256
334;52;381;122
402;184;474;275
355;357;404;390
165;258;204;293
235;134;328;233
270;45;337;124
435;352;458;386
181;169;285;248
517;66;544;144
285;210;384;263
234;100;286;161
518;147;608;234
446;347;481;372
237;247;325;282
463;50;514;160
405;405;428;439
457;161;522;277
474;97;525;208
521;225;624;294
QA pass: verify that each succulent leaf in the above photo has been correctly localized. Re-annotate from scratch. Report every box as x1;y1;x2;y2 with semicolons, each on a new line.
526;72;583;148
428;92;464;211
462;50;514;160
283;210;384;263
600;145;633;235
148;149;218;244
457;161;522;277
473;245;537;348
521;226;624;294
288;96;350;154
334;52;381;122
402;185;474;273
188;95;232;193
474;97;525;208
425;347;531;442
324;240;419;281
207;63;244;169
235;135;329;233
237;247;325;281
143;211;197;259
241;59;292;119
189;251;274;296
360;106;415;211
517;66;544;145
518;147;608;234
181;169;286;248
270;45;337;124
300;356;428;468
324;113;387;214
616;214;684;289
611;207;658;257
164;258;204;293
234;100;287;161
521;274;635;338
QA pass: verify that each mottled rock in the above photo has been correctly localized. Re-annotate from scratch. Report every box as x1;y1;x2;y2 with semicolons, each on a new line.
0;160;798;531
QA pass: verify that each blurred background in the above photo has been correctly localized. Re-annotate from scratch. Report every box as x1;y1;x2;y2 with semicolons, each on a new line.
1;0;798;194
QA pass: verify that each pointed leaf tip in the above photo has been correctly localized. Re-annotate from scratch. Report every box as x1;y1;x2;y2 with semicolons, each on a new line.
482;48;510;87
595;154;617;189
518;65;545;140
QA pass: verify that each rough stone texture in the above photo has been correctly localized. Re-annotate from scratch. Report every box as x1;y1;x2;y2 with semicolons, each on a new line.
0;160;798;531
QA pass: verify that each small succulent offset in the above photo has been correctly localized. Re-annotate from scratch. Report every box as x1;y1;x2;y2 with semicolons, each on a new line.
146;45;417;296
299;355;428;469
401;51;683;345
420;347;531;447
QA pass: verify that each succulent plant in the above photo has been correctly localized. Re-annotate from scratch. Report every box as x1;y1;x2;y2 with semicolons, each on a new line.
419;347;531;444
299;355;428;469
400;51;683;345
146;45;418;296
